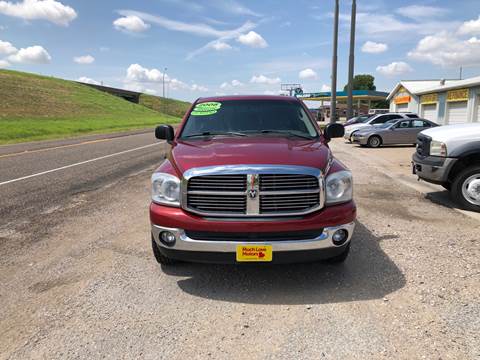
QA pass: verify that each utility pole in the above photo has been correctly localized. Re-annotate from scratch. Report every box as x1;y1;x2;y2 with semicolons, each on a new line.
330;0;339;123
347;0;357;119
163;67;167;98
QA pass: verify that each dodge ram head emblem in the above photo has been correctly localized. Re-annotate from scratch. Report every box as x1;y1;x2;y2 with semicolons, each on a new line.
248;189;258;199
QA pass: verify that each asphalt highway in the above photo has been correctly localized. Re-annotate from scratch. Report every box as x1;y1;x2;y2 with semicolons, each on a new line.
0;131;168;253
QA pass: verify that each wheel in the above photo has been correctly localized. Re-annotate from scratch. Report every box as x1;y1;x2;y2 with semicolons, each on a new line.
367;135;382;148
349;133;356;143
325;243;350;264
451;165;480;212
151;236;177;265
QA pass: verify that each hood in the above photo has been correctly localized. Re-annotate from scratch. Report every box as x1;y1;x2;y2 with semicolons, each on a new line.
420;123;480;142
345;123;371;135
169;136;331;175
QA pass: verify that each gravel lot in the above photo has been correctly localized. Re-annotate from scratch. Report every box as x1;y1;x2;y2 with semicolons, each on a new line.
0;139;479;359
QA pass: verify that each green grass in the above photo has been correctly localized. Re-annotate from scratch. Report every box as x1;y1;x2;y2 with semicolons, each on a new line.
139;94;191;118
0;69;184;144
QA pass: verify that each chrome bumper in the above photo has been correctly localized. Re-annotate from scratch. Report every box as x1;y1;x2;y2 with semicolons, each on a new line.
151;222;355;252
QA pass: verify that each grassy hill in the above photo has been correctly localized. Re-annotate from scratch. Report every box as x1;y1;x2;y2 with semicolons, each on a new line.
139;94;191;118
0;70;186;144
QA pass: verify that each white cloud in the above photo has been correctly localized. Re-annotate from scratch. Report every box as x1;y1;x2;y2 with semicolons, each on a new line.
125;64;207;93
0;39;16;55
73;55;95;64
376;61;413;76
237;31;268;48
114;15;150;33
321;84;331;92
458;16;480;35
338;11;460;39
361;41;388;53
211;0;261;17
77;76;100;85
395;5;448;21
0;59;10;68
8;45;51;64
191;84;208;92
209;41;232;51
250;74;281;85
220;79;243;89
298;68;317;80
408;31;480;67
0;0;77;26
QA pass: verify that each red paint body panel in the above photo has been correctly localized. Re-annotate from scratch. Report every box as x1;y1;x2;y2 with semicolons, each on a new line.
150;201;356;232
170;137;331;175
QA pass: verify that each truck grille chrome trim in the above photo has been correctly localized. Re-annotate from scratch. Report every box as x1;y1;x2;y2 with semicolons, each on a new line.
181;165;324;217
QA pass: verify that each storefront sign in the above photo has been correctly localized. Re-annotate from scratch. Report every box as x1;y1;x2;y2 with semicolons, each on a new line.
394;95;411;104
421;93;438;104
447;88;468;102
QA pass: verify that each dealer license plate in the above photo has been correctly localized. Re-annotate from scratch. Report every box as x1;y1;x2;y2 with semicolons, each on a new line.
236;245;272;262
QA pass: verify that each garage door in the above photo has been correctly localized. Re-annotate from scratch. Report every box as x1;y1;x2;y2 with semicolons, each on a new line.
421;104;437;122
396;103;408;112
446;101;468;125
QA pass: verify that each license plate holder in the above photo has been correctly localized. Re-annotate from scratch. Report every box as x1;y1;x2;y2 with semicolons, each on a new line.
236;245;272;262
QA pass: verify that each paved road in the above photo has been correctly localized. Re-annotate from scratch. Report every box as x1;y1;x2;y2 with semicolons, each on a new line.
0;137;478;359
0;131;168;254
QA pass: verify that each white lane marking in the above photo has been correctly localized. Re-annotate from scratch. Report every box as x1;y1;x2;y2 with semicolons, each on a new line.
0;142;162;187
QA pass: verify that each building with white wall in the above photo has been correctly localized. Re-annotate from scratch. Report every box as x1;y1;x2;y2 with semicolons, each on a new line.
387;76;480;124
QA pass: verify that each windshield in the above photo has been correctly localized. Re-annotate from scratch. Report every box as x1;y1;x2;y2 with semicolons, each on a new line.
180;100;318;139
359;116;372;123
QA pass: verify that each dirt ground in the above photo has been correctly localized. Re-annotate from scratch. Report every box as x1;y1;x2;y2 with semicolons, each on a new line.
0;139;479;359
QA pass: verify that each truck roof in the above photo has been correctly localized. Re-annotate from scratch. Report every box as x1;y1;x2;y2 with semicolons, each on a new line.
196;95;299;103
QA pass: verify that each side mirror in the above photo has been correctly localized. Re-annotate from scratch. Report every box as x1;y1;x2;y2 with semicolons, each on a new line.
155;125;175;143
324;123;345;140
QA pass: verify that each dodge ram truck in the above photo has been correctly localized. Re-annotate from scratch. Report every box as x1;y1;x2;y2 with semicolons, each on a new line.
413;123;480;212
150;95;356;265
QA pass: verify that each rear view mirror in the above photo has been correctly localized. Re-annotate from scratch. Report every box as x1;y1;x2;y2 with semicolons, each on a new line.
324;123;345;139
155;125;175;143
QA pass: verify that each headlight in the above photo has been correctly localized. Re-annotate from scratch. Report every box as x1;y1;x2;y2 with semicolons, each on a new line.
151;173;180;207
430;140;447;157
325;170;353;205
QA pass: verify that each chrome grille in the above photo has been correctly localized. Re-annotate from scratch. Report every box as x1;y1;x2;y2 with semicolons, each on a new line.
260;193;320;213
260;174;319;191
183;165;324;217
188;175;246;192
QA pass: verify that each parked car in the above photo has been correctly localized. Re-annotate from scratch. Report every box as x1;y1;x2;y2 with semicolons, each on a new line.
412;123;480;212
344;114;372;126
344;112;419;142
352;118;438;148
151;95;356;265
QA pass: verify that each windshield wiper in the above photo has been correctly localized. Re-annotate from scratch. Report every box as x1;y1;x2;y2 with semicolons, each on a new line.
260;130;314;140
183;131;247;138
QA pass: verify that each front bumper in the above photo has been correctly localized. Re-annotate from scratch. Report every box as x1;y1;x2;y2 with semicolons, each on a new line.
152;222;354;264
351;135;368;145
150;201;356;264
412;152;457;184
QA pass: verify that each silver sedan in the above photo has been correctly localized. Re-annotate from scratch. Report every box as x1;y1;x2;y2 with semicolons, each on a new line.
351;119;439;148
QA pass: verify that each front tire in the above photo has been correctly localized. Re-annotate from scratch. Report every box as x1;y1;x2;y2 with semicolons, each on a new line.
325;243;350;264
152;236;177;265
451;165;480;212
367;135;382;148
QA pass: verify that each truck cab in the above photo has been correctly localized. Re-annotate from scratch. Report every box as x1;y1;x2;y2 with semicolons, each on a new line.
150;95;356;265
412;123;480;212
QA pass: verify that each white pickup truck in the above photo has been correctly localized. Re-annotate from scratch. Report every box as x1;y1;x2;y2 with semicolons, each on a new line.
412;123;480;212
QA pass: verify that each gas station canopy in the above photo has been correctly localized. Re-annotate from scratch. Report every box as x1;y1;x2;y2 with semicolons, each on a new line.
298;90;389;101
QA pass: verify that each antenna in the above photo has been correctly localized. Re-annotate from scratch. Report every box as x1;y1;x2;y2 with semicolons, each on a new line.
459;66;463;80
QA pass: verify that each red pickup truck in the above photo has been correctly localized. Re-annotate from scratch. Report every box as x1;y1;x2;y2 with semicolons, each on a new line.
150;95;356;265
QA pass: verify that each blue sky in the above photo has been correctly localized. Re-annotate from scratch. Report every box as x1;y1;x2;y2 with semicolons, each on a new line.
1;0;480;101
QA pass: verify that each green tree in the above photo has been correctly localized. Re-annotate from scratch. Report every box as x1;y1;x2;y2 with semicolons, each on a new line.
343;74;376;91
